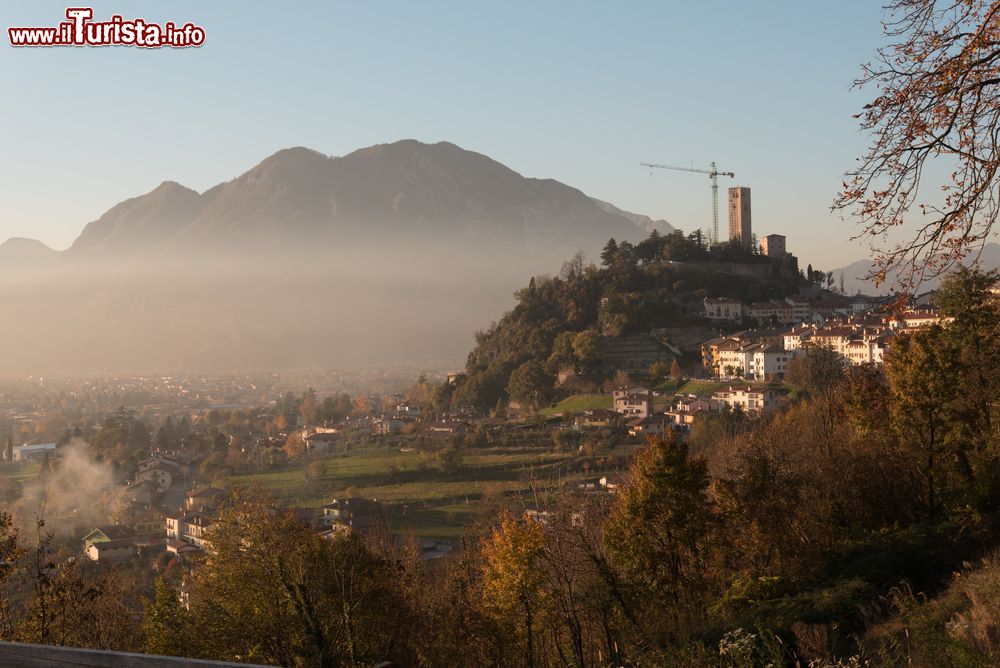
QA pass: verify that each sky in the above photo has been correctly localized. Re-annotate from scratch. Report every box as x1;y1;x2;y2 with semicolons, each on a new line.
1;1;887;269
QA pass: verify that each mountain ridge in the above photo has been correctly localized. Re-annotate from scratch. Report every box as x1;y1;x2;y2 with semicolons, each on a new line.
829;242;1000;295
13;140;661;264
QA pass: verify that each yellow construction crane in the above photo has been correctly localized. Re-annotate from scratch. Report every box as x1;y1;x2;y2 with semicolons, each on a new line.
640;161;734;245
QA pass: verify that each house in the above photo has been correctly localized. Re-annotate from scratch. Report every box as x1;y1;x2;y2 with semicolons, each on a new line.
889;309;947;329
715;340;751;379
703;297;744;321
811;326;857;357
745;300;794;326
627;414;674;437
136;458;182;492
180;512;213;548
164;511;185;541
185;487;226;512
671;396;712;415
164;510;214;548
86;538;136;563
747;344;795;381
785;297;812;322
129;508;166;536
760;234;787;257
321;498;379;533
711;385;784;417
613;386;652;418
667;396;711;426
733;328;786;348
599;474;626;492
373;417;407;436
395;401;422;417
12;443;56;463
575;408;620;429
166;539;201;558
124;479;160;506
305;431;339;452
782;325;815;351
82;525;136;562
700;335;735;372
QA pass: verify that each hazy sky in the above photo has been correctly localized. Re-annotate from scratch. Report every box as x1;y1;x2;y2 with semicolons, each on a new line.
2;1;885;268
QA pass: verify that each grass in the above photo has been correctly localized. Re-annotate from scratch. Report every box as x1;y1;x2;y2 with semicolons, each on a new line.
675;380;733;396
0;462;41;483
229;445;585;541
539;394;612;416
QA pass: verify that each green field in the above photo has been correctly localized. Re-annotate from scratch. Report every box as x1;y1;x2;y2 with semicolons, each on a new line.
539;394;612;416
230;445;588;540
674;380;733;396
0;462;41;483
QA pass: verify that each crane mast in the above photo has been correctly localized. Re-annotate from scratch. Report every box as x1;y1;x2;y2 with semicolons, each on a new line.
640;161;735;245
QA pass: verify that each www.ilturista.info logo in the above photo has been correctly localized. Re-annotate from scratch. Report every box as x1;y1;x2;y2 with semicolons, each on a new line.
8;8;205;48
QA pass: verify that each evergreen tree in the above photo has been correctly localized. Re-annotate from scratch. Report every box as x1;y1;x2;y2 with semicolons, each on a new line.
144;578;190;657
600;238;619;267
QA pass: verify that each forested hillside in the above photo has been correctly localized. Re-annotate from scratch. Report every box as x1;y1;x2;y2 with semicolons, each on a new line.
452;231;805;411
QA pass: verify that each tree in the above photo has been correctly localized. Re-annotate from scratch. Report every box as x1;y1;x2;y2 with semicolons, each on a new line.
480;513;548;668
300;388;319;426
0;513;24;639
507;361;553;412
604;432;715;641
886;326;964;514
177;491;403;666
283;431;306;459
670;358;684;385
431;382;454;414
546;331;577;374
434;444;463;475
934;267;1000;451
600;238;619;267
836;0;1000;288
648;360;670;385
784;346;845;442
572;330;603;370
144;578;190;657
304;459;326;486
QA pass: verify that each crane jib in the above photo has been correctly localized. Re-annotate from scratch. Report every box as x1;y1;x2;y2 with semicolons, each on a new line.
639;161;735;245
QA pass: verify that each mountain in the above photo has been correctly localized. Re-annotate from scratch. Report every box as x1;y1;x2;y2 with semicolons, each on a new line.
0;238;58;268
831;242;1000;295
0;140;670;373
590;198;673;235
61;140;653;263
68;181;203;259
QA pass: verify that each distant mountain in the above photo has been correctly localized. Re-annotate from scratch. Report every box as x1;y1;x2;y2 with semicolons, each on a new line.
590;198;673;235
0;237;58;267
831;242;1000;295
68;181;203;258
0;140;672;373
61;140;654;263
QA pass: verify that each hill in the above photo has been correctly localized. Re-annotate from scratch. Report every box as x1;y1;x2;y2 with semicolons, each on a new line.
451;234;805;411
0;238;58;269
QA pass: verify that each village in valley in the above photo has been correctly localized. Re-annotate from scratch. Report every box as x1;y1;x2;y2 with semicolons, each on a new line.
0;184;957;576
